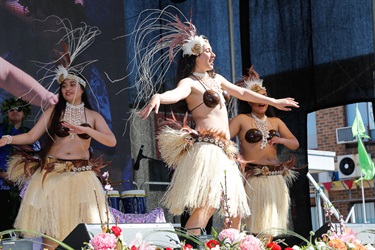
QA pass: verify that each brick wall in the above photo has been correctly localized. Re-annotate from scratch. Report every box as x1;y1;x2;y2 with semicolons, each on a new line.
312;106;375;222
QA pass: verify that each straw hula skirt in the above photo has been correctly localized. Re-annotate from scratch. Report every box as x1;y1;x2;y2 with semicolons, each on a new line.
157;127;250;218
244;156;299;236
7;155;109;241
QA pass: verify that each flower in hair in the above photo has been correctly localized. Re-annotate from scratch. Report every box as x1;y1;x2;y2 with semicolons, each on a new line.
55;65;69;84
182;35;206;56
243;65;265;92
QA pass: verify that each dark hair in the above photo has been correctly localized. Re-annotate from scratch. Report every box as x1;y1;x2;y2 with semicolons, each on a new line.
39;82;92;164
172;36;215;113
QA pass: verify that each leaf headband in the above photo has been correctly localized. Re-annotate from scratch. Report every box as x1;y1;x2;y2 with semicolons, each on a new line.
1;97;31;117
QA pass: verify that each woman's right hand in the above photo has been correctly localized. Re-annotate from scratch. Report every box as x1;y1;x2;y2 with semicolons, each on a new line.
273;98;299;111
138;94;161;120
0;137;9;147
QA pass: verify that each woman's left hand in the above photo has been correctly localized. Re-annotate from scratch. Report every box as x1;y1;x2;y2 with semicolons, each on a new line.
268;136;285;146
61;122;89;136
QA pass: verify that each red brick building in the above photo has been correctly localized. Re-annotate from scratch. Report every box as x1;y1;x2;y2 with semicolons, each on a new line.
308;104;375;228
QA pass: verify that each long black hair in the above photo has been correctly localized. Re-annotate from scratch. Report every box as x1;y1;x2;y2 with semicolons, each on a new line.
39;82;92;165
172;35;215;113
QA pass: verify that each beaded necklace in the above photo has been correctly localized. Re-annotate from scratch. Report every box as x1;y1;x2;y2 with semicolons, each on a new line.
63;102;85;126
251;112;269;149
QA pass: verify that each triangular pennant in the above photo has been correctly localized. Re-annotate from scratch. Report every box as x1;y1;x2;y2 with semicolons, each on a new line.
343;180;354;189
322;182;332;192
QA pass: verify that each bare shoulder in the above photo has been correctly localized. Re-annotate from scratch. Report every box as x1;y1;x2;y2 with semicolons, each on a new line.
85;108;102;119
177;76;194;87
213;73;225;82
269;116;285;126
231;113;248;123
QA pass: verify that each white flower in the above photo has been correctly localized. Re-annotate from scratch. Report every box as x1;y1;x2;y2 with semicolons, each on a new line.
315;241;328;250
102;171;109;178
182;35;206;56
365;244;375;249
292;246;301;250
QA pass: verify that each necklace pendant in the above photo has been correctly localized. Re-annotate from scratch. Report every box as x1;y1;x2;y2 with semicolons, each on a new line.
70;133;75;140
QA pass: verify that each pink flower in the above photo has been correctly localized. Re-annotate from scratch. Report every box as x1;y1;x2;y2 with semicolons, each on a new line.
218;228;242;244
329;226;359;244
89;233;117;250
238;235;262;250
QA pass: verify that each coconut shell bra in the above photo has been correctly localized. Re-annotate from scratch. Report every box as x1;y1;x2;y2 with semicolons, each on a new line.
55;108;91;140
245;128;280;144
190;75;230;112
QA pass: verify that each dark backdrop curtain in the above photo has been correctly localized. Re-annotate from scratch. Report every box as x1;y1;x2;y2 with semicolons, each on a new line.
124;0;375;243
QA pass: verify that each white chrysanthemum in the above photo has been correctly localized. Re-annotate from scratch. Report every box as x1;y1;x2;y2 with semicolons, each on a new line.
182;35;206;56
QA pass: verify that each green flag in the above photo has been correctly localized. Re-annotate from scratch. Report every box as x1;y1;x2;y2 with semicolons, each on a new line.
352;106;375;181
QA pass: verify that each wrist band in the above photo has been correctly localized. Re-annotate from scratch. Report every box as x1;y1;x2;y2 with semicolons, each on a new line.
2;135;12;144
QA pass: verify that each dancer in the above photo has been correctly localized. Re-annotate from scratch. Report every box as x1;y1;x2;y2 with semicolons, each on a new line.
0;20;116;249
0;57;58;108
229;66;299;237
0;97;40;232
135;7;299;235
0;71;116;248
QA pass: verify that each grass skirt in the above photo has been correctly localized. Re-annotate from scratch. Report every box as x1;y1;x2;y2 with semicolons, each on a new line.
14;169;109;241
244;175;289;236
162;142;250;218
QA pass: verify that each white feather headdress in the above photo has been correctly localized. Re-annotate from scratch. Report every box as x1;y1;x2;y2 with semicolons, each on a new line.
242;65;265;92
34;16;101;91
109;6;203;111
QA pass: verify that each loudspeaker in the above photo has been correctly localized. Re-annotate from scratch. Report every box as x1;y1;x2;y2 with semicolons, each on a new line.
0;239;33;250
59;223;180;249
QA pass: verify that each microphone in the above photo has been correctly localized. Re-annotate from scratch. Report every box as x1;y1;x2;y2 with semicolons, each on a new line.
133;145;144;170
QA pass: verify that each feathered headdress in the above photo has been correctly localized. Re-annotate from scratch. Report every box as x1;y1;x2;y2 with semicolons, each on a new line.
239;65;265;93
34;16;101;91
111;6;205;109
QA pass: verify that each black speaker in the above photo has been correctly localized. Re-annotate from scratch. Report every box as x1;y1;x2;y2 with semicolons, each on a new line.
59;223;180;249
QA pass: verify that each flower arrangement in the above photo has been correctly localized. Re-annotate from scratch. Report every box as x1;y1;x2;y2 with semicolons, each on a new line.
85;171;160;250
82;171;375;250
262;203;375;250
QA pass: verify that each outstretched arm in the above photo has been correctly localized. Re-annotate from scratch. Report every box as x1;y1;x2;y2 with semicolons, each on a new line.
0;57;58;108
0;107;53;147
138;79;192;120
220;75;299;111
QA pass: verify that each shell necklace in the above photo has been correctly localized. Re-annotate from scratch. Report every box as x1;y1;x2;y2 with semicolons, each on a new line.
63;102;85;126
251;112;269;149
